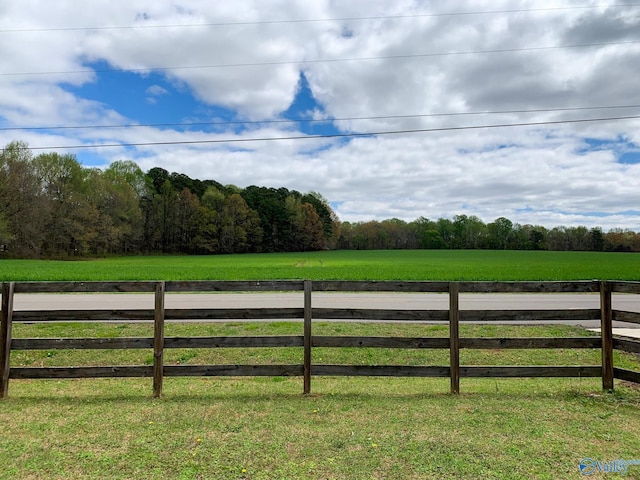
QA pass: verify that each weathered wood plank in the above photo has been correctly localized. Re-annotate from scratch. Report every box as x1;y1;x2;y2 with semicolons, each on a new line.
12;308;304;322
459;309;601;322
11;335;603;351
13;309;154;322
3;279;637;393
163;364;304;377
458;281;599;293
601;282;614;390
612;310;640;325
14;282;157;293
311;365;451;377
12;337;154;350
460;366;601;377
13;336;306;350
610;281;640;294
8;308;607;324
10;366;153;379
8;280;621;294
165;308;304;320
460;337;601;349
8;364;605;380
303;280;312;394
10;280;605;294
1;282;15;398
613;337;640;354
311;336;449;348
165;280;304;292
449;282;460;394
311;308;449;321
164;336;303;348
311;281;449;293
153;281;165;398
613;367;640;384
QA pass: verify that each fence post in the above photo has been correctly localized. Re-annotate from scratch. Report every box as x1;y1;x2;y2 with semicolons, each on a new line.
1;282;15;399
600;281;614;391
303;280;312;394
153;281;165;398
449;282;460;394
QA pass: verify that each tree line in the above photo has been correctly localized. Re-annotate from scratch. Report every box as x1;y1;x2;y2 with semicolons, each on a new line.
338;216;640;252
1;140;638;258
0;141;338;257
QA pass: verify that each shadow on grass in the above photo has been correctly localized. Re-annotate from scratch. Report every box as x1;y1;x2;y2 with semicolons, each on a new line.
5;379;640;407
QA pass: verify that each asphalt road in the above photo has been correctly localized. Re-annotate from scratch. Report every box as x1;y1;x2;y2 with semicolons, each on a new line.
11;292;640;331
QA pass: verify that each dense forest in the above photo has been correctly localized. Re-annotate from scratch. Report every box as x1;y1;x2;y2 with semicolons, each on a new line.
339;217;639;252
1;140;639;258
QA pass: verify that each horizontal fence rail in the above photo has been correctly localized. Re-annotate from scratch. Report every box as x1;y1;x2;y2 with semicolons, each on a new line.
1;280;639;398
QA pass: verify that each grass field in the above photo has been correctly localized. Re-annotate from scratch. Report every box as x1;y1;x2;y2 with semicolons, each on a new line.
3;376;639;480
3;322;640;479
2;250;640;478
1;249;640;281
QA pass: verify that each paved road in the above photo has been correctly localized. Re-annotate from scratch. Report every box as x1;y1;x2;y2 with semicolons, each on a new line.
12;292;640;332
12;291;640;310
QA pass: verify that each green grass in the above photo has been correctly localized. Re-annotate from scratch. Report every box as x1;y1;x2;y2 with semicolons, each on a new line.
2;251;640;478
3;322;640;479
2;377;640;479
8;322;639;371
2;249;640;281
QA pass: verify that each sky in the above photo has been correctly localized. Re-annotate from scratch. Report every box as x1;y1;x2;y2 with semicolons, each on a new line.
1;0;639;230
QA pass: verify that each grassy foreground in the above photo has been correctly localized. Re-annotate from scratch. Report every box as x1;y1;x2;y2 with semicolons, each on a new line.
3;377;640;480
2;322;640;479
2;251;640;478
1;249;640;281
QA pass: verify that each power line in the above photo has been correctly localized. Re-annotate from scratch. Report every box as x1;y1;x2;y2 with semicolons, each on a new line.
23;114;640;151
3;104;640;132
1;4;638;33
3;40;639;77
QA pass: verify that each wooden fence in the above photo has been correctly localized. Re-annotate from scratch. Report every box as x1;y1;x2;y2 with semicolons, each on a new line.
1;280;639;398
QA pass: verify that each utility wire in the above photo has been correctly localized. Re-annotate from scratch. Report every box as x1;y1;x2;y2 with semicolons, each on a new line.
3;40;639;77
1;4;638;33
23;114;640;151
3;104;640;132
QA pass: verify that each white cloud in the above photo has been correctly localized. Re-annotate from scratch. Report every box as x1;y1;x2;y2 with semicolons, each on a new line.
145;84;168;104
146;85;168;96
1;0;640;231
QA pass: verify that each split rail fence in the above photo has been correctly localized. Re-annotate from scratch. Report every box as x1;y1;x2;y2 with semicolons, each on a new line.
1;280;640;398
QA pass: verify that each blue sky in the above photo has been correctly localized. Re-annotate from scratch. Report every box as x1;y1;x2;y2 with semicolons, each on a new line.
63;66;343;153
69;65;203;128
1;1;640;230
577;138;640;165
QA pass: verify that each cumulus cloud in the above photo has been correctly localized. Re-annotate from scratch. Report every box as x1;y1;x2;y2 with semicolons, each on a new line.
145;84;168;104
146;85;168;96
1;0;639;230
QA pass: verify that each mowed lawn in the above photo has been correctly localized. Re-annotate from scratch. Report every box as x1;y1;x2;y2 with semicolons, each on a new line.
1;250;640;479
4;322;640;480
1;249;640;281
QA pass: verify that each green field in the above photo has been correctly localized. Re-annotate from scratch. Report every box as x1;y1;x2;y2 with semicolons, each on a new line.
1;249;640;281
3;322;640;479
2;250;640;479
